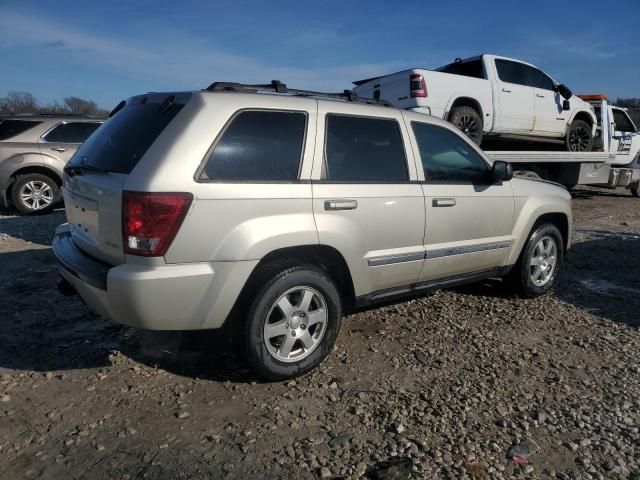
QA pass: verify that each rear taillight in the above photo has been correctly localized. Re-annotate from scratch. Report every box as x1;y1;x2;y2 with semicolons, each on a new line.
122;191;193;257
410;73;427;98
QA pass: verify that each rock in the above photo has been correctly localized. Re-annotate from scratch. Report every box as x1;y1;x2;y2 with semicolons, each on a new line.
365;457;413;480
175;411;190;419
319;466;331;478
508;438;540;460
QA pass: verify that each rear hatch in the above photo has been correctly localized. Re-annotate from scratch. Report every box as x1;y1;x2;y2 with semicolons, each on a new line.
62;93;189;265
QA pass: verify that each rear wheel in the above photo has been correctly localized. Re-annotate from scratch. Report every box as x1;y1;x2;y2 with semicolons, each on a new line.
449;106;483;145
238;262;342;380
565;120;593;152
507;223;563;298
631;183;639;198
11;173;60;215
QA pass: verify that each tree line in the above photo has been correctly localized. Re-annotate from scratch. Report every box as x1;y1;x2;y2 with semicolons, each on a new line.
0;91;109;118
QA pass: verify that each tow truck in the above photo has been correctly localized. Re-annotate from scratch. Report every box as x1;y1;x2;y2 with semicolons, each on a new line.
485;94;640;196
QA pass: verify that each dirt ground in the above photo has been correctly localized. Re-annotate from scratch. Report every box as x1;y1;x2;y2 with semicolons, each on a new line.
0;186;638;480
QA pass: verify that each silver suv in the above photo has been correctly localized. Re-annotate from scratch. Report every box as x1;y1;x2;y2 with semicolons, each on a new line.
0;115;102;214
53;82;572;380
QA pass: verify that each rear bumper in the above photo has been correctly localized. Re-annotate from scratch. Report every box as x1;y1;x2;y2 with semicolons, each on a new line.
53;224;258;330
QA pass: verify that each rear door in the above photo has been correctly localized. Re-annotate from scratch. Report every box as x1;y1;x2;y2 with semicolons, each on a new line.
494;59;535;132
39;121;101;165
312;103;425;296
62;94;188;265
524;65;565;134
406;121;515;282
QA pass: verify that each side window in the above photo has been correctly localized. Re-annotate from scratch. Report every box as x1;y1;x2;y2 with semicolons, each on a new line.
411;122;489;183
43;122;101;143
201;110;306;181
0;120;42;140
495;59;528;87
613;110;636;133
524;65;555;91
324;114;408;182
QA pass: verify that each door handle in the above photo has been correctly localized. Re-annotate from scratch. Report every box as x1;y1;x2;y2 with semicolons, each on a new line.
536;94;545;98
51;147;68;152
502;88;511;93
432;198;456;207
324;199;358;211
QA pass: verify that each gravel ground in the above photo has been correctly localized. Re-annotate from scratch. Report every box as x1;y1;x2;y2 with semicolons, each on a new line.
0;186;639;480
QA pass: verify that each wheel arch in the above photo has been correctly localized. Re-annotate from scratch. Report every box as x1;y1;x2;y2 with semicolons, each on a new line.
447;97;484;121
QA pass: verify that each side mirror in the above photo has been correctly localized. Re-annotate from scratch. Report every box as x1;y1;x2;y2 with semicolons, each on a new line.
492;160;513;182
555;84;573;100
563;100;571;111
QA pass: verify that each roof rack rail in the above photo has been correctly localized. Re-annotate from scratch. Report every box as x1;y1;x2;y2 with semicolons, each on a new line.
204;80;392;107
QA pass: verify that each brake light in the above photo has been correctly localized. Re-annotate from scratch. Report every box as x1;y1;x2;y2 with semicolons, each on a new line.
410;73;427;98
122;191;193;257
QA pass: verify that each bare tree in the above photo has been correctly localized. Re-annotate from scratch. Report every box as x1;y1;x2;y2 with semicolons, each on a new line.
0;92;39;115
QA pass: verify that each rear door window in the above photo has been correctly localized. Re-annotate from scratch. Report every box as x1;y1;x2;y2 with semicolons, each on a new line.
200;110;306;181
0;120;42;140
324;114;408;182
412;122;489;183
68;99;185;174
43;122;101;143
495;59;528;87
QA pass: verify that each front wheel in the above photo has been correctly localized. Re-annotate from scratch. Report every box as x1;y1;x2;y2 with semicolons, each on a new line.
11;173;60;215
238;262;342;380
449;106;483;145
508;223;564;298
565;120;593;152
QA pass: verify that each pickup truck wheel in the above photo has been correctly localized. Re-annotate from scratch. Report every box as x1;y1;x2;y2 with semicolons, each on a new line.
510;223;563;298
631;183;640;198
566;120;593;152
11;173;60;215
449;106;483;145
239;262;342;381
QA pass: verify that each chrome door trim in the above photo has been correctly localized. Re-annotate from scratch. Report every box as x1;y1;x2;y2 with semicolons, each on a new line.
368;251;425;267
426;240;512;259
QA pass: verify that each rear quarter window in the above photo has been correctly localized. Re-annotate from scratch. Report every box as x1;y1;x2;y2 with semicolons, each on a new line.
69;99;184;174
0;120;42;140
200;110;307;181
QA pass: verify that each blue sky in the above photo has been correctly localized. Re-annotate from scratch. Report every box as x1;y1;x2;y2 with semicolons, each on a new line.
0;0;638;109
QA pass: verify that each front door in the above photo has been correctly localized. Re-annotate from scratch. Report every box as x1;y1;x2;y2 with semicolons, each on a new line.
312;103;425;297
407;120;515;282
494;59;535;132
524;65;566;135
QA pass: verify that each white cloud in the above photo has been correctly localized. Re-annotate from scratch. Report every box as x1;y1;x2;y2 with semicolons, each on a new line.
0;10;402;92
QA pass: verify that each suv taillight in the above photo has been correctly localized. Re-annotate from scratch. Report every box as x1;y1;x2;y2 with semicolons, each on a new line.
410;73;427;98
123;191;193;257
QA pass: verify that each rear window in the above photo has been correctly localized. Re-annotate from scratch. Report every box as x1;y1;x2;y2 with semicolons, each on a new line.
438;59;484;79
200;110;306;181
0;120;42;140
68;98;184;174
325;114;408;182
43;122;101;143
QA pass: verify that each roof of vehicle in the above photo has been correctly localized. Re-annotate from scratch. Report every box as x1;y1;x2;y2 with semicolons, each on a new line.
0;114;105;122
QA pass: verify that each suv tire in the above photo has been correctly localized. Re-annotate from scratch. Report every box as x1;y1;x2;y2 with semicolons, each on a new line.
449;106;483;146
509;223;564;298
565;119;593;152
11;173;60;215
238;262;342;380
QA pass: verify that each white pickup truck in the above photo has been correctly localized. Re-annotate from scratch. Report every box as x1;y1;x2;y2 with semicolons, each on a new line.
352;54;597;151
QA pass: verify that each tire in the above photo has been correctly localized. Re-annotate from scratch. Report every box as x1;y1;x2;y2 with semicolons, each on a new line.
631;183;639;198
449;106;483;145
565;119;593;152
11;173;60;215
507;223;563;298
237;262;342;381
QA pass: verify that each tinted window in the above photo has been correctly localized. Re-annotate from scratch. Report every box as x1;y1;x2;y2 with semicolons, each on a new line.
613;110;635;132
201;110;306;181
524;65;555;91
495;59;528;86
412;122;488;183
438;59;484;79
325;115;408;182
43;122;101;143
68;99;184;174
0;120;42;140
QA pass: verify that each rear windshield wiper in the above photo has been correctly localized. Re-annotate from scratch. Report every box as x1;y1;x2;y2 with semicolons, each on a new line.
64;164;108;177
